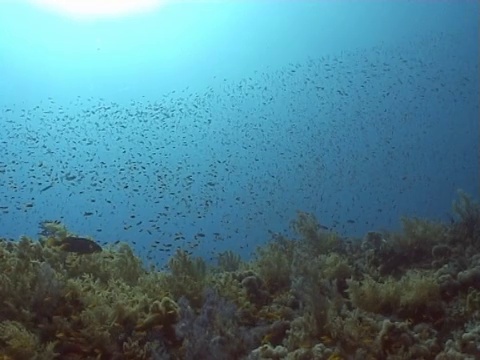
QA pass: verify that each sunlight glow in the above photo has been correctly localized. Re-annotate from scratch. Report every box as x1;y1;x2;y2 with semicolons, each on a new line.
29;0;167;19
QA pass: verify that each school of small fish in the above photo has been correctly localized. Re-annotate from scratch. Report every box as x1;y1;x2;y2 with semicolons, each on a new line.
0;32;476;266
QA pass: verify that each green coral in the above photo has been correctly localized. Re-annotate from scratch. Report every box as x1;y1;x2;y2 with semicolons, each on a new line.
319;253;352;281
162;249;207;308
466;288;480;316
290;211;341;255
64;242;144;285
0;321;39;359
396;217;447;250
347;270;443;321
0;193;480;359
253;238;294;294
217;250;243;272
135;296;180;345
451;190;480;244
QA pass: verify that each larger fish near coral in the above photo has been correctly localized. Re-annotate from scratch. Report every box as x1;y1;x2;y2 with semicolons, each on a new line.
46;236;102;254
59;236;102;254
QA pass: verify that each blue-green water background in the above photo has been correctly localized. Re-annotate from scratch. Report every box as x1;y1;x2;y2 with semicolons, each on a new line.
0;1;478;265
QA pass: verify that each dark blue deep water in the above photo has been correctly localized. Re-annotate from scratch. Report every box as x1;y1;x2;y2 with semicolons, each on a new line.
0;1;478;266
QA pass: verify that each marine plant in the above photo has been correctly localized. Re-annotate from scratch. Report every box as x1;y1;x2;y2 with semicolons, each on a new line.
0;321;39;359
63;242;144;286
217;250;243;272
1;192;480;359
135;296;180;346
38;220;68;240
347;270;443;322
290;211;341;255
393;217;448;257
466;288;480;317
360;217;448;277
162;249;208;308
253;234;295;294
175;288;262;359
451;190;480;244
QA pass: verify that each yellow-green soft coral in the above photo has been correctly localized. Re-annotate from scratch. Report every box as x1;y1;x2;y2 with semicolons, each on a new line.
347;270;443;322
161;250;207;308
253;237;295;294
135;296;180;345
0;321;39;359
291;211;341;255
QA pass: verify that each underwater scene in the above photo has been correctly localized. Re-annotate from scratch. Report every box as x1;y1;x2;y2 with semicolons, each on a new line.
0;1;479;359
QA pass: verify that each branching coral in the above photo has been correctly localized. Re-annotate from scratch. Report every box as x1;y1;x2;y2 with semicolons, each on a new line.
217;250;243;272
38;220;68;240
1;193;480;359
394;217;448;255
162;250;208;308
0;321;39;359
253;237;295;294
136;297;179;332
347;270;443;322
451;190;480;244
175;289;262;359
361;217;449;276
290;212;341;255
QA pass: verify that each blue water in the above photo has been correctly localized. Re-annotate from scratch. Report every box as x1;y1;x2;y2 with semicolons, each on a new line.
0;1;478;266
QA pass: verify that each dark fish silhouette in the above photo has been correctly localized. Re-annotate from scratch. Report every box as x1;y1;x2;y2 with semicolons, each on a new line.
40;184;53;193
59;236;102;254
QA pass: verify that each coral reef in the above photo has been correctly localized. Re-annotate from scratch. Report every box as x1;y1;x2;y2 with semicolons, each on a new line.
0;192;479;359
